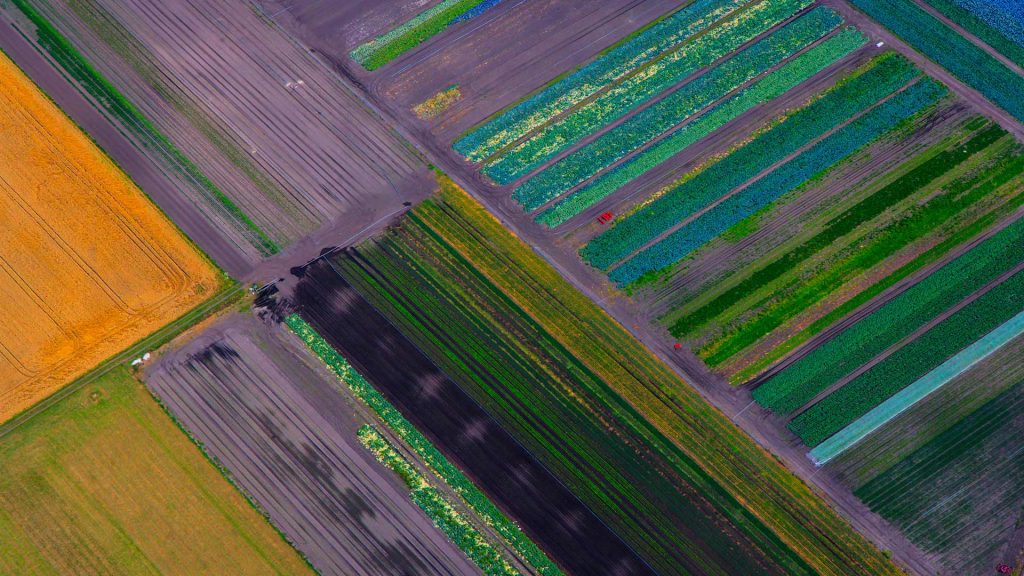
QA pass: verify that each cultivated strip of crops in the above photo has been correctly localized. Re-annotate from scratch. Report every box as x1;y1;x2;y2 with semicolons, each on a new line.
285;316;562;576
350;0;501;70
922;0;1024;68
610;77;946;285
537;27;867;228
581;53;919;271
357;427;520;576
454;0;752;162
854;378;1024;571
811;307;1024;465
848;0;1024;122
512;6;844;211
333;177;903;576
482;0;814;184
753;214;1024;414
668;121;1024;374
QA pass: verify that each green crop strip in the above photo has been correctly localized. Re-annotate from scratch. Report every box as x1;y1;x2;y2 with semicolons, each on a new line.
791;267;1024;446
753;212;1024;414
671;123;1016;361
582;52;919;271
922;0;1024;69
357;426;520;576
8;0;278;255
350;0;492;71
285;315;562;575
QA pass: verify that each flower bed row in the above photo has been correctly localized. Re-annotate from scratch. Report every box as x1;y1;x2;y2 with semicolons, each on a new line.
610;78;946;286
482;0;814;184
752;214;1024;414
513;6;843;212
848;0;1024;122
350;0;494;71
453;0;750;162
537;26;867;228
286;315;563;575
581;52;918;271
357;426;519;575
790;267;1024;446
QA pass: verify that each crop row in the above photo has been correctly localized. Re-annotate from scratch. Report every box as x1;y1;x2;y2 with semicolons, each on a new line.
610;78;946;286
350;0;493;71
482;0;814;185
453;0;750;162
512;7;843;212
516;6;843;213
357;426;519;576
753;213;1024;414
791;267;1024;446
581;52;918;271
848;0;1024;123
923;0;1024;68
285;315;562;575
670;121;1014;358
537;26;866;228
810;306;1024;465
854;376;1024;566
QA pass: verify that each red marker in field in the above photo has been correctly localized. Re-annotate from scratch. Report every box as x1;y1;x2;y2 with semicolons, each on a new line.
673;343;682;350
597;211;613;224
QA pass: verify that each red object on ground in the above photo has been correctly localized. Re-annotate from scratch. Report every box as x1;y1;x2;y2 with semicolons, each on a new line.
597;211;613;224
673;343;682;350
997;564;1011;574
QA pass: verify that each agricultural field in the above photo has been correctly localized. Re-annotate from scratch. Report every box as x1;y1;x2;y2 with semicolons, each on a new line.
0;366;312;574
294;178;903;576
0;49;220;425
3;0;428;272
145;315;488;576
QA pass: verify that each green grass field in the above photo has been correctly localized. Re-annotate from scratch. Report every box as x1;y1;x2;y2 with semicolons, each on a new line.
0;367;312;575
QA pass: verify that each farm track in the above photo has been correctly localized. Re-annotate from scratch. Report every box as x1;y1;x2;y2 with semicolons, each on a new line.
146;315;480;576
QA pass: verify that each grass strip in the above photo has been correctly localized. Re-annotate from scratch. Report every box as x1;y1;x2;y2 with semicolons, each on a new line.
285;315;562;576
537;26;866;228
513;6;843;212
350;0;492;71
357;426;520;576
9;0;278;255
610;77;945;285
581;52;918;270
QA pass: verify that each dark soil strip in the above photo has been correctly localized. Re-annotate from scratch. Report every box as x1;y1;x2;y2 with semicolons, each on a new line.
293;260;653;576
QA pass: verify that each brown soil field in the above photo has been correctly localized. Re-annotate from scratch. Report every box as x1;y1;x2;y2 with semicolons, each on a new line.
0;51;219;425
10;0;428;262
145;314;482;576
0;366;313;575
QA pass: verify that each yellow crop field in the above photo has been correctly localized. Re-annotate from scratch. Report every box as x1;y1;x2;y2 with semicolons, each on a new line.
0;52;219;424
0;367;313;574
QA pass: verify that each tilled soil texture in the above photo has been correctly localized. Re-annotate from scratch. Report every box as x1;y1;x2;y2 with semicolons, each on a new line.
8;0;427;270
293;260;654;576
145;314;480;576
0;50;220;426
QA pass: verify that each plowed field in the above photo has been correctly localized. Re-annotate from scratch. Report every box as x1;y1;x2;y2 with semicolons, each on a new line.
0;51;219;424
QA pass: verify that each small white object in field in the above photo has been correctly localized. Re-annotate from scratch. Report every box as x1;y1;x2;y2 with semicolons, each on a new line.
131;358;143;366
143;352;152;361
876;41;885;48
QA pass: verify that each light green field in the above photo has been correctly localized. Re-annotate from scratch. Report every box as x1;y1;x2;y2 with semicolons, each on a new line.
0;367;312;576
